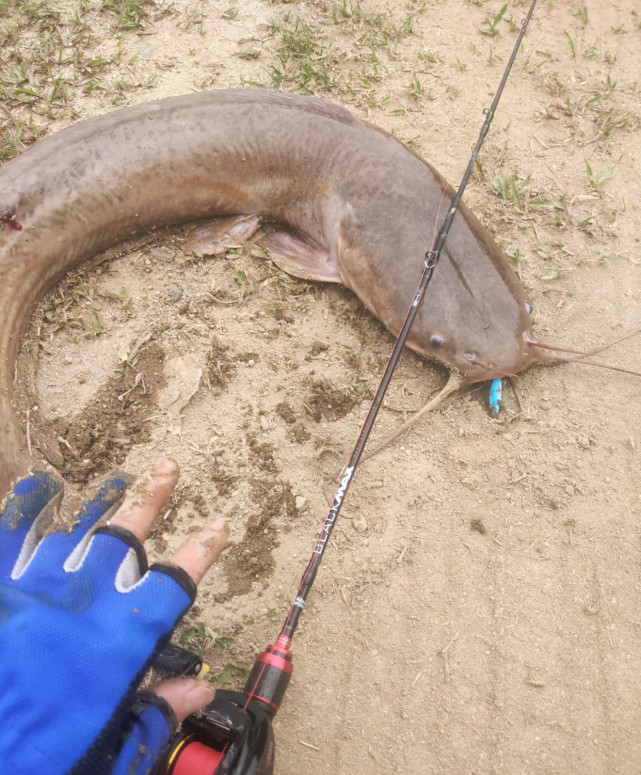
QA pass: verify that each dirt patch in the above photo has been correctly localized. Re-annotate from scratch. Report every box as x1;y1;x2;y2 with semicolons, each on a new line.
275;401;297;424
208;462;240;499
220;477;296;600
247;435;278;474
207;338;238;391
306;378;361;422
57;342;165;485
275;400;312;443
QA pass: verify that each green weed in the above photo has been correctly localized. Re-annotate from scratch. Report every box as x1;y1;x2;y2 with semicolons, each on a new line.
585;161;614;193
481;3;507;38
564;31;575;58
570;4;588;25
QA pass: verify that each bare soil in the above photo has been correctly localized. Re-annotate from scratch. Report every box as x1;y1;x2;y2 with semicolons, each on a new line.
3;0;641;772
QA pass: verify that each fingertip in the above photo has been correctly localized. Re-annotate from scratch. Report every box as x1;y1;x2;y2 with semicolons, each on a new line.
154;457;180;479
204;517;229;541
151;678;215;722
108;457;181;541
170;518;229;585
200;518;230;561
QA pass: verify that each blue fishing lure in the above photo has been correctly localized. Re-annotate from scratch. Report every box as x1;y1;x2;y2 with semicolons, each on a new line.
489;378;502;416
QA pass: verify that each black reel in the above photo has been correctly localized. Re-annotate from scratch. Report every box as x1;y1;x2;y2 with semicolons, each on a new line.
157;639;292;775
165;691;275;775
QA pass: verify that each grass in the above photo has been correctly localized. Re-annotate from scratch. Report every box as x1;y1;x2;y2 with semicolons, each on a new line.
506;247;526;279
492;172;550;214
264;0;429;106
0;0;178;160
570;4;588;26
531;33;633;150
487;147;623;250
585;161;614;194
101;0;151;30
269;18;341;93
40;277;131;336
100;0;175;30
481;3;507;38
564;31;575;58
408;71;422;99
0;115;45;161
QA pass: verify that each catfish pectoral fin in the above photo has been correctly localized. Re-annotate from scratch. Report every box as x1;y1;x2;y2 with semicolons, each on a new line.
182;214;261;256
259;229;342;283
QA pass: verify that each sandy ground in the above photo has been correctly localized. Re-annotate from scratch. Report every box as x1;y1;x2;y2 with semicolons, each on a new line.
2;0;641;772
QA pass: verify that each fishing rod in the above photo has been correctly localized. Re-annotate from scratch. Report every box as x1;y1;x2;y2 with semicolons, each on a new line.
163;1;538;772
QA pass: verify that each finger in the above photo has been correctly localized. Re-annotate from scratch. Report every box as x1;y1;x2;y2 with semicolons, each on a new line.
108;457;179;542
150;677;215;723
0;472;62;578
169;518;229;585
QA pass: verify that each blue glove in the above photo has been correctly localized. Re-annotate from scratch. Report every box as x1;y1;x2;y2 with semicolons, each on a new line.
0;471;197;775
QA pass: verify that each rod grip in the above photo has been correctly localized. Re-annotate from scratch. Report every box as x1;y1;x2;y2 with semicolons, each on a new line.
243;640;293;716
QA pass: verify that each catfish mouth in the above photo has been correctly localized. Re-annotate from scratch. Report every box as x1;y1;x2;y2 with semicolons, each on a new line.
454;330;545;385
414;298;540;384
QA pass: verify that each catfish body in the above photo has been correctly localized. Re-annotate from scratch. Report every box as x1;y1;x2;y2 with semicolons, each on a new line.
0;89;538;497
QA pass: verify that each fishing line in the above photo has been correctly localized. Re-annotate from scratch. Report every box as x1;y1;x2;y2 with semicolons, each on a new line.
166;2;539;772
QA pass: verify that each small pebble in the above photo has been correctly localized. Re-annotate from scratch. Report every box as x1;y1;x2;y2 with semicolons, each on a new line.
353;515;367;533
137;46;157;59
150;246;176;263
259;415;269;431
295;496;307;512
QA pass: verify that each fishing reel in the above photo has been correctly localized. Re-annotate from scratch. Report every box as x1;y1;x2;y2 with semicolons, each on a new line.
165;690;274;775
157;639;292;775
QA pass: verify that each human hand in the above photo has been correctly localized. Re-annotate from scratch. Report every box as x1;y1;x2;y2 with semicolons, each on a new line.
0;458;228;775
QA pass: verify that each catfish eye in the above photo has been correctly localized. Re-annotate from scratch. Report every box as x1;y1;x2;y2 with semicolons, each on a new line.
526;303;533;315
465;351;478;362
429;334;445;348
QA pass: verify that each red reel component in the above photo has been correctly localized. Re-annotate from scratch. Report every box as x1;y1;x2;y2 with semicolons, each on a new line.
170;740;224;775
